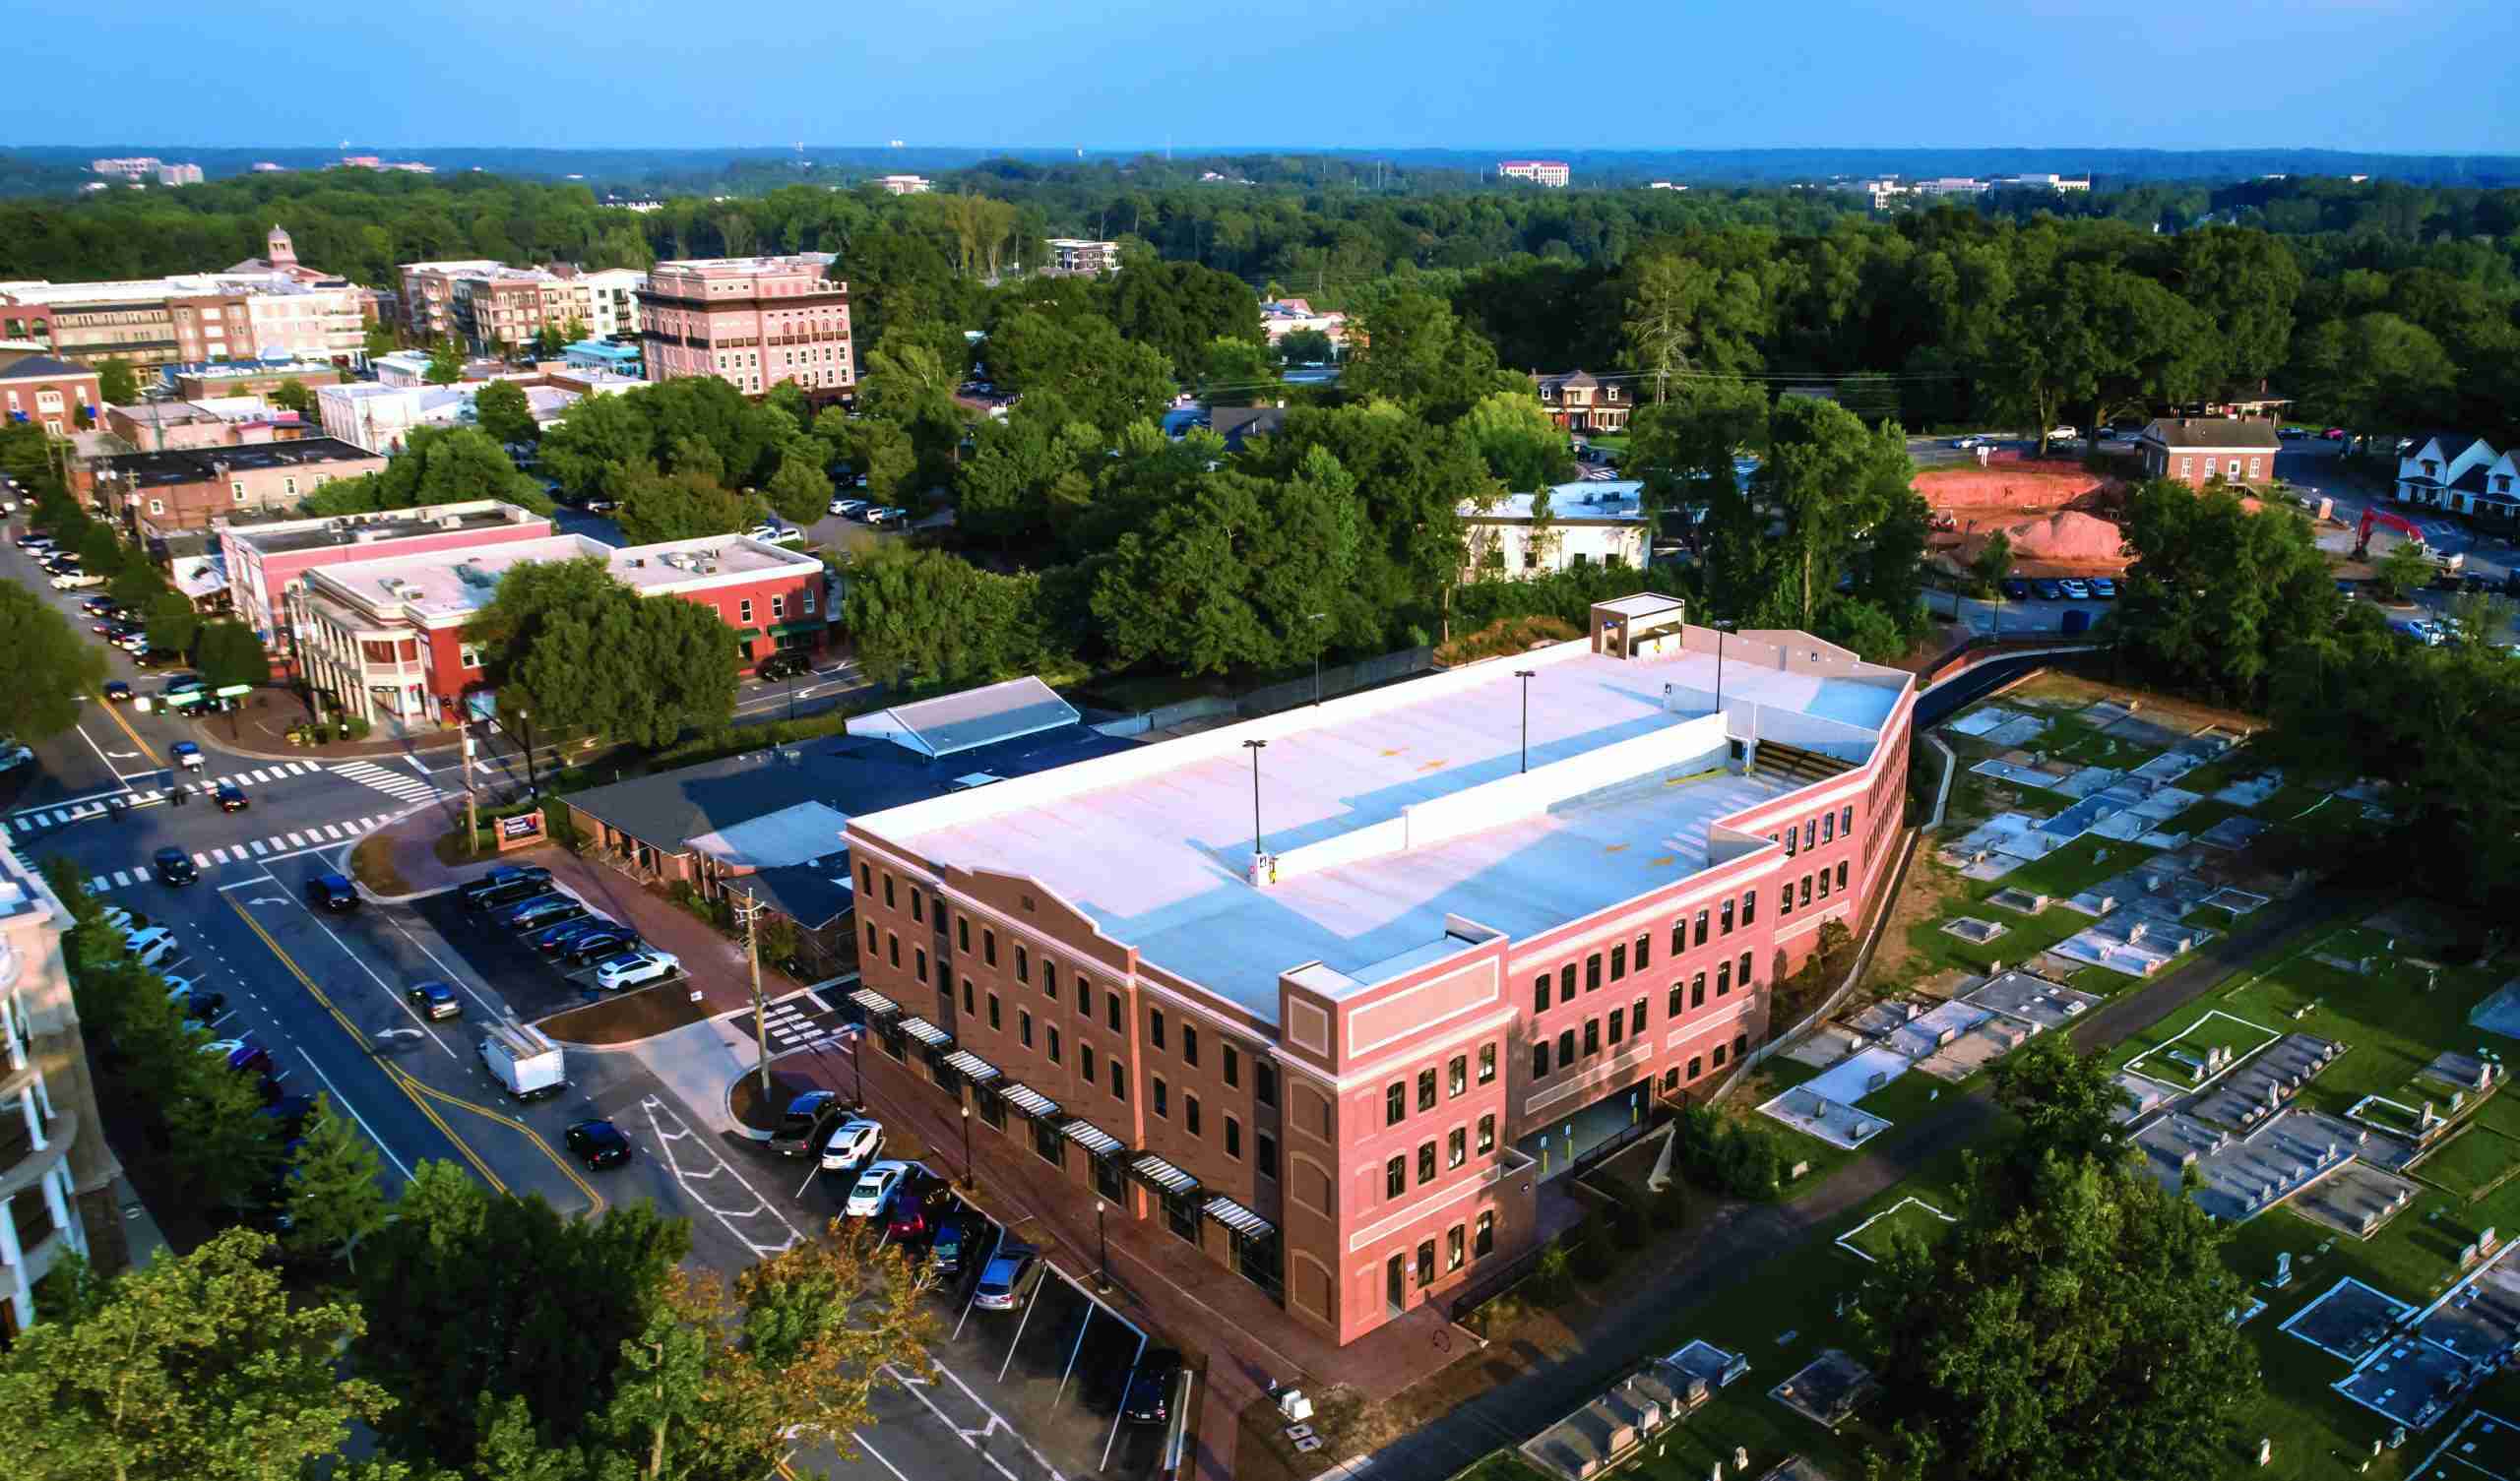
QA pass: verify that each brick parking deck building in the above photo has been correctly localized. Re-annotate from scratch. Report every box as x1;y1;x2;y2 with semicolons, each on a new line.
844;597;1917;1347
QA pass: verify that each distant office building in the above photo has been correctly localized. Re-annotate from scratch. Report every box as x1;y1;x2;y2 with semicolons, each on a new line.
638;255;851;398
873;174;933;195
1914;177;1990;198
1498;159;1572;188
342;154;434;174
1042;239;1122;277
1993;173;2091;193
1647;181;1687;191
1462;482;1650;580
400;261;649;355
156;162;204;187
89;156;160;182
89;437;385;535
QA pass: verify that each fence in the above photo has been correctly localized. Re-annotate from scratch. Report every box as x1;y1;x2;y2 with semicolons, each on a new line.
1091;647;1438;735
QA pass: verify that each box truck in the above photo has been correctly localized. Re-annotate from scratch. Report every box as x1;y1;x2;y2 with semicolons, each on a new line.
479;1021;565;1101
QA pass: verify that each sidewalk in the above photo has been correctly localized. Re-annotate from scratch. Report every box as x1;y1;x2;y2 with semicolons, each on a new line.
771;1041;1485;1481
205;696;461;765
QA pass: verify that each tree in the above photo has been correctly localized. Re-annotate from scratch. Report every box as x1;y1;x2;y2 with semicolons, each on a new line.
1197;336;1280;400
761;445;835;527
2114;479;2339;703
423;339;465;386
0;1227;390;1481
1626;375;1769;573
0;581;107;737
2448;590;2518;648
2291;312;2458;433
300;425;552;517
472;378;536;448
613;461;764;545
1276;327;1336;365
467;552;739;747
1970;530;2015;596
1985;1033;2129;1188
1340;286;1513;420
266;377;314;416
95;355;141;405
142;589;201;656
533;324;567;359
284;1093;390;1265
165;1047;286;1211
362;317;400;359
982;310;1173;438
192;621;270;692
842;541;1064;690
1459;391;1577;491
2371;539;2435;602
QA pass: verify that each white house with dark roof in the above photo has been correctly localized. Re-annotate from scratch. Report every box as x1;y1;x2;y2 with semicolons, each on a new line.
2393;433;2508;519
1534;370;1629;434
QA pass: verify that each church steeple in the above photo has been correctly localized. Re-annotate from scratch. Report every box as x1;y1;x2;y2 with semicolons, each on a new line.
266;223;297;267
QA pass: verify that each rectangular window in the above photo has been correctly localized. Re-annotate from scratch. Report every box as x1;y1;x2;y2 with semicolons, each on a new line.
1387;1156;1406;1198
1584;1018;1601;1056
1586;954;1602;992
958;916;970;953
1224;1044;1239;1088
1717;960;1732;996
1784;828;1797;857
988;993;1001;1029
1149;1010;1166;1051
1387;1082;1406;1126
886;935;899;967
1047;1025;1061;1065
1019;1010;1033;1048
1818;869;1831;899
1781;885;1794;918
1182;1024;1200;1067
865;922;877;954
1042;962;1057;1000
1721;898;1734;936
1742;891;1757;926
739;598;753;624
1257;1063;1278;1108
1608;1007;1625;1044
1448;1055;1467;1097
1692;972;1707;1009
882;874;895;908
983;930;997;966
1479;1043;1496;1084
1257;1132;1278;1179
1082;1044;1096;1083
1418;1068;1436;1112
1447;1224;1465;1272
771;594;786;620
1107;995;1121;1032
1688;1055;1702;1080
914;946;926;981
1418;1142;1436;1184
1738;952;1753;987
1670;921;1685;956
1016;945;1029;983
1534;975;1549;1015
1632;996;1647;1035
1635;933;1651;970
1448;1127;1466;1169
1154;1077;1168;1118
1609;943;1627;980
1800;876;1813;906
1838;861;1850;892
1559;964;1575;1004
1558;1027;1575;1063
1185;1094;1200;1138
1713;1043;1729;1068
1479;1113;1496;1154
1695;910;1710;948
1669;982;1684;1018
1822;811;1835;843
1076;980;1091;1019
962;978;975;1015
1476;1210;1494;1256
1533;1041;1549;1079
1111;1061;1127;1100
1225;1116;1241;1158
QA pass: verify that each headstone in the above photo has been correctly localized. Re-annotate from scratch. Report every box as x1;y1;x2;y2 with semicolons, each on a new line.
2257;1437;2272;1467
1710;1463;1724;1481
2273;1251;2293;1288
1734;1448;1750;1472
2485;1226;2500;1253
2390;1426;2408;1450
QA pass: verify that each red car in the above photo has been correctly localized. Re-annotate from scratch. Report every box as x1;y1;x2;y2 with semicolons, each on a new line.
884;1190;928;1242
2323;428;2347;440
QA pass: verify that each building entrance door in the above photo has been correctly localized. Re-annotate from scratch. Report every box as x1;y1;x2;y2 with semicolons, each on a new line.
1385;1254;1405;1317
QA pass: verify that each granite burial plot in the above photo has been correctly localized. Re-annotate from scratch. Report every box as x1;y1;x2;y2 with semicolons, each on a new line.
2096;711;2193;753
1980;714;2055;749
2135;1107;2362;1223
1971;757;2069;792
2335;1335;2485;1432
1882;1000;1993;1059
2052;765;2122;799
2190;1032;2346;1131
1768;1350;1877;1432
1758;1085;1892;1150
2113;1071;2174;1124
1941;915;2008;946
2426;1051;2503;1096
1667;1338;1752;1392
2471;982;2520;1045
2199;816;2271;851
2281;1276;2416;1363
1945;705;2035;740
2412;1245;2520;1365
2415;1410;2520;1481
2214;771;2287;809
1984;887;2050;915
1964;969;2103;1032
2292;1162;2423;1241
2051;901;2218;977
1916;1019;2032;1080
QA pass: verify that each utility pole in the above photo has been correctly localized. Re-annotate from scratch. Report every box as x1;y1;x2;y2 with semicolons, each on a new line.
463;728;479;855
732;890;772;1095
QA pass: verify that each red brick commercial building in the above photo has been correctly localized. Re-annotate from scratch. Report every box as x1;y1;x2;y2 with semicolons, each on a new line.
88;438;385;536
2135;417;2281;488
638;256;851;398
287;530;831;727
217;500;555;654
0;350;99;436
844;597;1916;1347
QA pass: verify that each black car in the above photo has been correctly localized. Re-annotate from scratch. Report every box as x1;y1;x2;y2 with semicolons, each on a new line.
756;649;812;681
565;926;640;963
153;847;198;887
1999;578;2032;601
770;1089;846;1156
463;874;554;912
305;872;358;912
527;914;610;953
102;680;132;702
215;781;248;812
174;986;226;1021
1121;1349;1184;1426
460;863;552;907
503;896;584;933
566;1120;633;1170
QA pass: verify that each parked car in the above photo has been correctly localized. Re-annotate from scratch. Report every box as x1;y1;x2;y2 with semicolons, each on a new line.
166;979;224;1022
170;741;204;770
101;680;132;702
593;949;679;991
500;895;582;932
151;849;197;888
817;1117;884;1174
460;865;550;909
406;981;463;1020
771;1090;847;1156
1998;579;2032;601
927;1215;978;1276
972;1247;1043;1311
563;925;640;963
756;649;812;681
2323;427;2347;440
215;780;248;812
884;1189;929;1241
833;499;869;520
527;914;611;953
2048;426;2078;441
202;1037;273;1077
305;872;358;913
2088;577;2118;600
866;506;908;527
565;1119;633;1170
51;571;102;590
2057;578;2092;600
2032;579;2064;600
1122;1349;1185;1426
845;1161;909;1217
126;923;180;963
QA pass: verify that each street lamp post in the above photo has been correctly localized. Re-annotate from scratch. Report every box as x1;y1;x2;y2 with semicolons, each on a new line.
960;1103;973;1190
1514;669;1536;772
1242;738;1266;860
516;709;538;800
1096;1199;1110;1292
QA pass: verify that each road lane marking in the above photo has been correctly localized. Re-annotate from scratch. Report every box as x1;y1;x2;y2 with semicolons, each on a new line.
74;721;143;790
286;833;305;846
250;840;268;855
110;870;131;886
94;699;163;770
637;1093;799;1259
291;1046;416;1182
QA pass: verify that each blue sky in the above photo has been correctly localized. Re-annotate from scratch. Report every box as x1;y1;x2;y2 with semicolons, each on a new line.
12;0;2514;153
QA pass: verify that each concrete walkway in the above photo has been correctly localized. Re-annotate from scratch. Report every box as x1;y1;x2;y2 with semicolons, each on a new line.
1346;883;2360;1481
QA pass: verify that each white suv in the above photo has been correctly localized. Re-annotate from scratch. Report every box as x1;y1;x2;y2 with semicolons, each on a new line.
819;1118;884;1174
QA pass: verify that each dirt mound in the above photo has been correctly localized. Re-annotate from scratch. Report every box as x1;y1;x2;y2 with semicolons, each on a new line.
1916;461;2110;515
1959;511;2130;575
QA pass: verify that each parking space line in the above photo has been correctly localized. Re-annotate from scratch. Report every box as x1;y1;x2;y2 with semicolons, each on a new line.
286;832;305;846
637;1093;802;1259
849;1434;914;1481
997;1275;1047;1386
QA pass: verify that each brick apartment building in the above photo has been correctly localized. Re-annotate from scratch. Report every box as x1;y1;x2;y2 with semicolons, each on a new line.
0;349;99;435
843;597;1916;1346
289;530;830;726
1042;239;1122;277
398;261;647;354
88;437;384;536
217;499;554;650
0;230;379;374
2135;417;2281;488
3;834;115;1343
638;256;852;398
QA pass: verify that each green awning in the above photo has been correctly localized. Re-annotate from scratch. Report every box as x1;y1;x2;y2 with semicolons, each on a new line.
768;619;829;637
729;628;763;641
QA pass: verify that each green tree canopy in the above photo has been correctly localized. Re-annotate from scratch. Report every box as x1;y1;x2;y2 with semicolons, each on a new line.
301;425;553;517
0;1227;390;1481
613;461;765;545
0;580;108;736
284;1093;390;1265
2113;479;2338;703
192;621;267;690
423;339;465;386
467;551;739;746
761;444;835;526
95;355;141;404
842;540;1062;690
1459;390;1577;491
1339;286;1515;420
471;378;536;447
266;377;315;416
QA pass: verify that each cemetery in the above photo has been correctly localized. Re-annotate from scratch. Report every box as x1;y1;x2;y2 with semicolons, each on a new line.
1832;1196;1958;1265
2413;1408;2520;1481
2122;1009;2289;1091
1766;1352;1877;1433
1518;1342;1757;1481
2281;1276;2415;1363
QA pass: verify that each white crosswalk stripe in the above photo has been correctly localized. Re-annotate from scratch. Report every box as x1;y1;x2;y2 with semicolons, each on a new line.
73;813;401;895
110;871;132;887
249;840;268;855
331;760;445;806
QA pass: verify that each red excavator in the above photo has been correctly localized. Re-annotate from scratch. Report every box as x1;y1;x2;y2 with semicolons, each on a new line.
2354;506;2430;561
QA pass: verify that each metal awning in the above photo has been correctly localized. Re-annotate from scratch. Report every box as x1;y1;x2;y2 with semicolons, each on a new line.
769;618;829;636
848;987;902;1019
998;1082;1060;1121
1129;1152;1200;1197
898;1016;953;1049
942;1050;1000;1086
1203;1195;1276;1240
1060;1119;1124;1158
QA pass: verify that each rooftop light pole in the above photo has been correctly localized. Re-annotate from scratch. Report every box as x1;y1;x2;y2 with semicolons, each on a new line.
1243;738;1267;860
1514;669;1537;772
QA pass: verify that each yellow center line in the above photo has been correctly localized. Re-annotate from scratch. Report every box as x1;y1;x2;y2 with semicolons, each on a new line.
95;693;163;769
224;897;604;1213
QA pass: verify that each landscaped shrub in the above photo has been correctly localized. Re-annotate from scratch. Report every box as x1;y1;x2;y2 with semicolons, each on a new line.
1674;1104;1788;1201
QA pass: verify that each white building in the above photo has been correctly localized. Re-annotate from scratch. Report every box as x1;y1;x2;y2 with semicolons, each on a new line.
1994;173;2091;192
872;174;932;195
1258;299;1348;352
1498;159;1572;188
1043;239;1122;277
1461;481;1651;580
1914;177;1990;198
2;835;111;1343
318;371;645;454
568;268;648;340
2395;434;2519;522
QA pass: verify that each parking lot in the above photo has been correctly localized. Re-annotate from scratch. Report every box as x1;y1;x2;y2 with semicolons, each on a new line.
409;885;677;1021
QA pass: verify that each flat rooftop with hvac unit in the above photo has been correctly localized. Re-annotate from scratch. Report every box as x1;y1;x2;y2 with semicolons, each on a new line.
844;596;1919;1347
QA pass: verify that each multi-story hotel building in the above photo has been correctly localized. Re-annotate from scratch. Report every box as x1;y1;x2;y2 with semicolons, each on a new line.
399;261;649;354
637;255;851;398
3;837;111;1343
0;229;377;374
844;598;1915;1346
